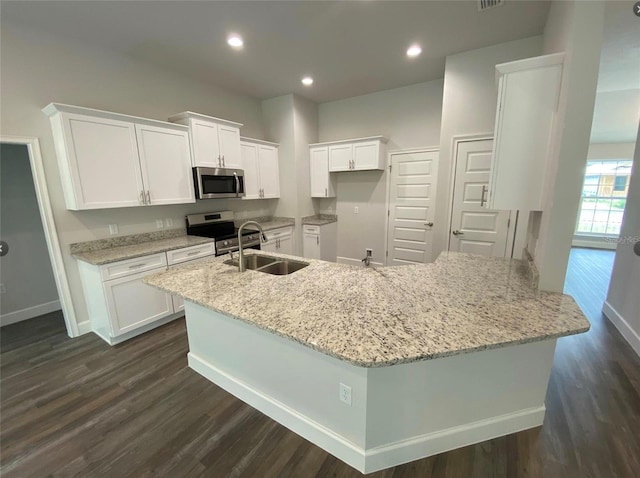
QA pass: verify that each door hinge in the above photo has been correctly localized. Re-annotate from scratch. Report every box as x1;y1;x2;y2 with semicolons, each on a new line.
386;250;388;257
507;218;511;228
387;210;390;217
388;164;392;172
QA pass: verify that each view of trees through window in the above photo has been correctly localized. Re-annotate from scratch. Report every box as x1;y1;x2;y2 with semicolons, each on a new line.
576;160;633;235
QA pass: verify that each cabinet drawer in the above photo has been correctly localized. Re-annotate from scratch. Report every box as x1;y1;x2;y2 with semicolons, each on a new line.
303;225;320;234
265;227;293;241
166;243;215;265
100;253;167;281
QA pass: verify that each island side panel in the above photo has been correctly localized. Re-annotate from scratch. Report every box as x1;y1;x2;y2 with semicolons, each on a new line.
362;339;557;473
183;301;369;470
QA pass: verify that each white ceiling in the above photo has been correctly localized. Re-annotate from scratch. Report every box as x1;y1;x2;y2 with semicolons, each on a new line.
1;0;551;103
591;0;640;144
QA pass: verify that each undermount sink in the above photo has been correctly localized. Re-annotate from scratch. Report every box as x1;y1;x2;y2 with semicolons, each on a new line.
224;254;309;275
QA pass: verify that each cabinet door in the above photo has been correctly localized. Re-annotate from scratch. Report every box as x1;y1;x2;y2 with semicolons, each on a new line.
277;235;293;255
259;145;280;199
135;124;195;205
303;233;321;259
103;268;174;336
60;113;144;209
241;142;261;200
328;144;353;172
261;240;278;253
353;141;383;170
191;119;221;168
218;125;242;169
310;147;335;197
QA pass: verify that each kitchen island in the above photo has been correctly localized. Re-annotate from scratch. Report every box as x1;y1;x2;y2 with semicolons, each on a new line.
144;251;589;473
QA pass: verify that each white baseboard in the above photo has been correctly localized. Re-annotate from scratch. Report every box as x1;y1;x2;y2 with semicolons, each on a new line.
603;301;640;357
188;352;545;474
572;238;617;250
337;256;385;268
0;300;61;327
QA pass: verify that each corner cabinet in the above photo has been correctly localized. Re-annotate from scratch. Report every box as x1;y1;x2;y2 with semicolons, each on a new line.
309;146;336;198
169;111;243;170
43;103;195;210
240;137;280;200
486;53;564;211
310;136;387;173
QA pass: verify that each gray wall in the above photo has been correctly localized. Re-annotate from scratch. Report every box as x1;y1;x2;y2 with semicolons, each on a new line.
604;126;640;356
0;144;58;318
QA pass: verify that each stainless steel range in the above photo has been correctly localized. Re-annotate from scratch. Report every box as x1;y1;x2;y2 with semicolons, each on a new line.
186;211;260;256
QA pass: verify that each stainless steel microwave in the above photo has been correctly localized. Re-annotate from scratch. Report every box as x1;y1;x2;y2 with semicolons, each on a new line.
193;167;245;199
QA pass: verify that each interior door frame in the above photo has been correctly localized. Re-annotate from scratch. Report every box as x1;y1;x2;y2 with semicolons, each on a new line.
384;146;440;266
1;135;79;337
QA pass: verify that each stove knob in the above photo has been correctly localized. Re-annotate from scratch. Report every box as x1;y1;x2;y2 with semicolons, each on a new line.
223;240;229;246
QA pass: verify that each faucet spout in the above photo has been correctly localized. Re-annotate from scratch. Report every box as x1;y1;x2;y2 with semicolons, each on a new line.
237;221;266;272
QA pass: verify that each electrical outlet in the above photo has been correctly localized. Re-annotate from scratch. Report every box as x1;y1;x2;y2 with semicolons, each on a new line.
0;283;6;294
165;218;174;228
339;383;352;406
366;248;372;258
108;224;118;235
155;219;164;229
354;206;359;214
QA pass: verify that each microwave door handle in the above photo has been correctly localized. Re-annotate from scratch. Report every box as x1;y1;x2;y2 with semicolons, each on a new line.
234;172;240;198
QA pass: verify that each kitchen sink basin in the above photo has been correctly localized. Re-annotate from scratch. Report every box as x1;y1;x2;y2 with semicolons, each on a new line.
224;254;309;275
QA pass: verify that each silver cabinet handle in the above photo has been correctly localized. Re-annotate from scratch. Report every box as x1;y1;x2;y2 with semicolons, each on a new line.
146;190;151;204
452;230;464;236
222;155;225;167
316;236;319;245
140;190;145;205
480;185;487;207
129;263;146;269
187;251;201;256
325;187;327;197
425;222;434;227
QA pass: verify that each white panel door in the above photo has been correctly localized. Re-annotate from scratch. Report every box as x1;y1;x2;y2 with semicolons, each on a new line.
450;140;511;257
62;113;143;209
103;268;174;336
386;150;439;265
241;142;261;199
218;124;242;169
303;233;321;259
259;145;280;199
310;147;334;197
190;119;221;168
135;124;195;206
277;235;293;255
353;141;381;170
328;144;353;172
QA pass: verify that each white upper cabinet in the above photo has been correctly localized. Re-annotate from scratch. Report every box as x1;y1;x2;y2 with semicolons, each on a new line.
43;103;194;210
312;136;387;173
169;111;243;170
135;124;194;206
240;137;280;200
309;146;336;198
486;53;564;211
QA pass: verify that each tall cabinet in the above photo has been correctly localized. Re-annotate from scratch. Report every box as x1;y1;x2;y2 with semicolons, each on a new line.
485;53;564;211
240;137;280;200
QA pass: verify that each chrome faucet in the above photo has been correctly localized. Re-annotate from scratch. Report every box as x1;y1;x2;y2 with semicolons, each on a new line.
237;221;267;272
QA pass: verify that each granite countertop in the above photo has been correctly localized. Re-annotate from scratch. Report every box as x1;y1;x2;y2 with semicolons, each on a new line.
73;235;215;265
302;214;337;226
237;216;295;232
144;250;590;368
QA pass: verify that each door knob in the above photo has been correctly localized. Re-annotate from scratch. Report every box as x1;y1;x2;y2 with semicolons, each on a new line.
452;230;464;236
424;222;434;227
634;240;640;257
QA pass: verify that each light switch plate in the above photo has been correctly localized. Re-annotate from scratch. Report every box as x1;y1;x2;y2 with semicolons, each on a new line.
165;218;174;228
354;206;359;214
155;219;164;229
108;224;118;235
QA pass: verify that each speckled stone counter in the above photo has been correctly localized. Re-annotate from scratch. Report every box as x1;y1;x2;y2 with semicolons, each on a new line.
73;235;215;265
144;250;590;367
236;216;295;232
302;214;338;226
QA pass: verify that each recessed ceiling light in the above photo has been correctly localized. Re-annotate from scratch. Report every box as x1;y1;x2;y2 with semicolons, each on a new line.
227;34;244;49
406;44;422;58
301;76;314;86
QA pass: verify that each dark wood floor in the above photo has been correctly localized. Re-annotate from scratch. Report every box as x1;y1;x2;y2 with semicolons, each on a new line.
1;247;638;477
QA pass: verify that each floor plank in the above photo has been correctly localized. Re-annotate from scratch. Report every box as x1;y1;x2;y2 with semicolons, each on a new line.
1;247;639;477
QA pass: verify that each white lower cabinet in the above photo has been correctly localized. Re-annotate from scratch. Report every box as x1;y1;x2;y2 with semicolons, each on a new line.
303;223;337;262
78;243;215;344
262;227;293;255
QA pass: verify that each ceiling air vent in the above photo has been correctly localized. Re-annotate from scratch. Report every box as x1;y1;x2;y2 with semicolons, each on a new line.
478;0;505;11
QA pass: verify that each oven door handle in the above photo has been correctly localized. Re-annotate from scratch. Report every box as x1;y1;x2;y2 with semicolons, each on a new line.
234;172;240;198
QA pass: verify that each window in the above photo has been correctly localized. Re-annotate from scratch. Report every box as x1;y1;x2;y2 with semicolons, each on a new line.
576;160;633;236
